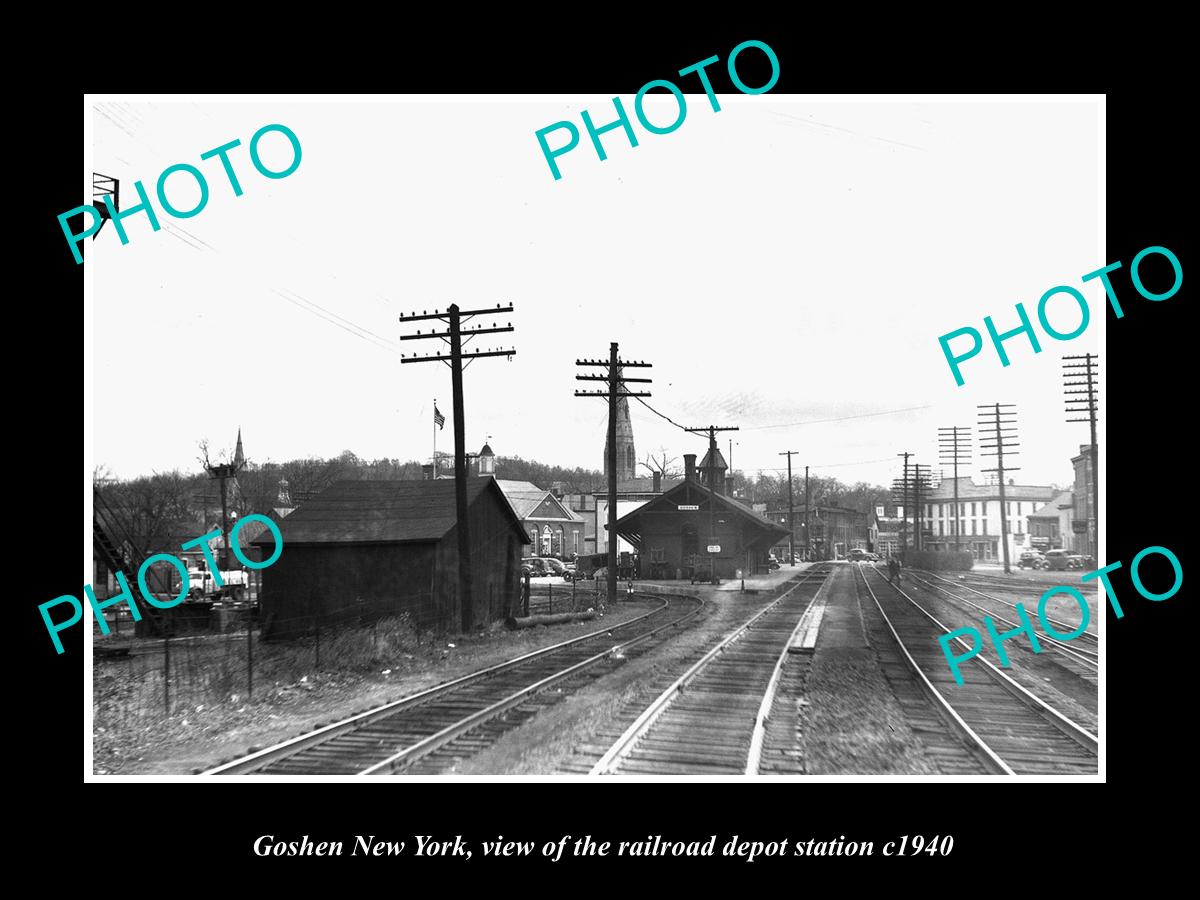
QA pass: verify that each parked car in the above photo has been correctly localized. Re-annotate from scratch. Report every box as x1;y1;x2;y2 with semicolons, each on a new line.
766;554;781;571
1065;554;1090;570
521;557;554;577
1018;551;1046;570
847;548;870;562
542;558;568;577
1043;549;1073;571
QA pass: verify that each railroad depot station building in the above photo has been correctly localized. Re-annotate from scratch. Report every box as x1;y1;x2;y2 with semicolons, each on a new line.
615;451;789;580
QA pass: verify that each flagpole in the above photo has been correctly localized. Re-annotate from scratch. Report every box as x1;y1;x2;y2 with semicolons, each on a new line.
432;398;437;478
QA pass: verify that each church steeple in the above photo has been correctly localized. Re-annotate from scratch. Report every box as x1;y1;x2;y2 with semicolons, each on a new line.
233;427;245;469
603;393;637;482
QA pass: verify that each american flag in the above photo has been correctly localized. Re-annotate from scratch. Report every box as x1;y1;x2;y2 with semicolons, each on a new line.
434;405;445;429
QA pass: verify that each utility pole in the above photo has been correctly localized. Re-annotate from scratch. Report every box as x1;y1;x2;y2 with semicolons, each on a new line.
686;424;740;583
911;463;932;553
893;452;911;563
804;465;811;561
779;450;798;566
938;426;972;552
576;345;652;603
1064;354;1099;564
978;403;1020;574
400;302;516;632
203;430;246;572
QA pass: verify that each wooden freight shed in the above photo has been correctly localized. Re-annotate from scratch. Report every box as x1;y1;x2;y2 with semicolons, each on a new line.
253;478;526;639
615;454;790;581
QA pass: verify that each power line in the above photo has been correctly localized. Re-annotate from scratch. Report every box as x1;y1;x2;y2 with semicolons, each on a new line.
744;405;934;430
747;455;898;472
636;395;932;434
632;396;691;432
278;288;399;347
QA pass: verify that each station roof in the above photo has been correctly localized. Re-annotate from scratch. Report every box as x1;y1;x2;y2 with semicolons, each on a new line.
615;478;790;545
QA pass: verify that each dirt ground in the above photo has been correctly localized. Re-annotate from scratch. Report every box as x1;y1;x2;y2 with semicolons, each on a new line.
800;567;941;775
92;599;656;775
454;575;811;774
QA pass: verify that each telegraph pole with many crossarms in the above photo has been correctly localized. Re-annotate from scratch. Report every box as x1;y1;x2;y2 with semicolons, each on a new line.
779;450;798;565
1063;354;1099;564
938;426;972;552
575;345;652;604
978;403;1020;574
400;303;516;632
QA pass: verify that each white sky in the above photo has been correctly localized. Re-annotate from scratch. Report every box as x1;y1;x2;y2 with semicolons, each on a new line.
90;96;1101;489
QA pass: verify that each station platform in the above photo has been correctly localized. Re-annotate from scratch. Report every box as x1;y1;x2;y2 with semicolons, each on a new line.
629;563;822;596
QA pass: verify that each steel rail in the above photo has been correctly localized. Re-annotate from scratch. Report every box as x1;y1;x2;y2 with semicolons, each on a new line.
359;596;704;775
855;565;1014;775
744;574;831;775
915;568;1098;644
864;565;1099;749
202;595;674;776
906;572;1098;668
589;566;831;777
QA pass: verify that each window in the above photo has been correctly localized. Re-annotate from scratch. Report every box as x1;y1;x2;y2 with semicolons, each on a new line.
1017;502;1023;515
897;506;904;518
960;503;966;517
1006;501;1011;516
650;547;664;562
971;502;977;516
939;521;944;536
875;506;884;517
927;504;933;518
971;520;977;535
937;504;943;518
982;518;988;534
573;531;579;554
626;445;635;472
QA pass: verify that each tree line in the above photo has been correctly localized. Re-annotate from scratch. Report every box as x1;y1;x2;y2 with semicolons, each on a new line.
94;450;887;558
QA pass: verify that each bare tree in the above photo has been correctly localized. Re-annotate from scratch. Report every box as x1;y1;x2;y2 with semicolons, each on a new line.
98;470;197;555
639;448;682;479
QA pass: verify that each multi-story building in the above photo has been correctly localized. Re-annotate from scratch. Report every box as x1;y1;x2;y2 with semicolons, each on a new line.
1028;489;1075;552
923;477;1057;563
562;472;678;557
869;502;906;558
1072;444;1097;559
766;501;869;559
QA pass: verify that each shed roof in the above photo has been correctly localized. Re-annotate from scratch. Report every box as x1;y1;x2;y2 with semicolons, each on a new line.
252;478;524;545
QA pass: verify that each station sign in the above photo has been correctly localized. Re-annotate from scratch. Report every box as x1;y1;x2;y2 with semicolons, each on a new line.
678;504;700;510
1072;520;1089;534
707;545;721;553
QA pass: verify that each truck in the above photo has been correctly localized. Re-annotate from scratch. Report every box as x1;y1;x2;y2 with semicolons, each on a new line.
186;566;251;603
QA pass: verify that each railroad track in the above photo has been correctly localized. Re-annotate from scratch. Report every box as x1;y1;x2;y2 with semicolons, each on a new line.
588;565;833;776
913;570;1098;641
857;565;1097;775
906;571;1098;675
202;593;703;776
941;570;1083;593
